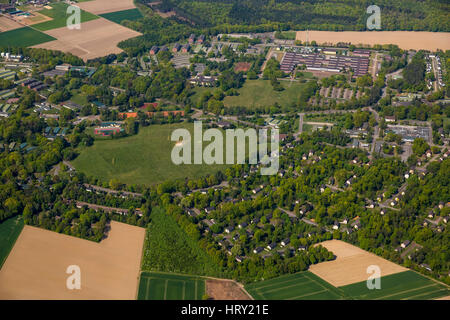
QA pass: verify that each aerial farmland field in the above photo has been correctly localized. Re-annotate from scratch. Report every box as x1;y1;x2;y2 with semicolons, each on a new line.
0;26;55;47
77;0;137;15
138;272;205;300
33;2;99;31
32;17;142;61
100;8;143;24
245;272;347;300
0;215;24;269
340;271;450;300
0;221;145;299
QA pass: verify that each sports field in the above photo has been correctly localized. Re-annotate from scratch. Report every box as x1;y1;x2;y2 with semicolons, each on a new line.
100;8;143;24
0;27;55;47
138;272;205;300
33;2;99;31
340;271;450;300
0;216;24;269
72;123;230;185
245;272;347;300
193;80;307;109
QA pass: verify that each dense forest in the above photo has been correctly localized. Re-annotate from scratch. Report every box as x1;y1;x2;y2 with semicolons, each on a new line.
148;0;450;32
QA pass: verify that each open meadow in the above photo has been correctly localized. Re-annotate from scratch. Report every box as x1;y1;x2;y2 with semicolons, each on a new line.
72;123;230;186
193;80;307;109
0;221;145;299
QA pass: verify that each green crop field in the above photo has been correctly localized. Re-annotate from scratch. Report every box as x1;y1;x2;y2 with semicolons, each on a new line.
245;270;449;300
340;271;450;300
34;2;99;31
0;215;24;269
100;9;143;24
245;272;347;300
72;123;230;186
192;80;307;109
0;27;55;47
138;272;205;300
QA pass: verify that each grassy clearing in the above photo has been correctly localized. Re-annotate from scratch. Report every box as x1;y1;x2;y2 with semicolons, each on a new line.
0;27;55;47
34;2;99;31
138;271;205;300
100;8;143;24
224;80;306;108
192;80;307;109
72;123;230;186
0;215;24;269
69;90;89;106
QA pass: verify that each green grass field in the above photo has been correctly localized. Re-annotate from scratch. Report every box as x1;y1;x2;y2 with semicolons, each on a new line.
193;80;307;109
0;215;24;269
34;2;99;31
0;27;55;47
72;123;230;185
100;9;143;24
340;271;450;300
138;272;205;300
245;272;347;300
245;270;449;300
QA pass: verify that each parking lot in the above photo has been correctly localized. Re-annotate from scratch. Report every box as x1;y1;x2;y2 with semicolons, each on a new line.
387;125;431;143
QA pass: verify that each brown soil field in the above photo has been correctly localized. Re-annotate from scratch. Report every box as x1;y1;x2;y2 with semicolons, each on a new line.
296;31;450;51
32;18;142;61
16;12;53;26
206;279;252;300
309;240;407;287
234;62;251;72
0;221;145;299
0;16;23;32
308;70;338;79
78;0;136;15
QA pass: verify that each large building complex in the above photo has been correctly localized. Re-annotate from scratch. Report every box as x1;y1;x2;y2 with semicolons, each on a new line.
280;52;369;78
